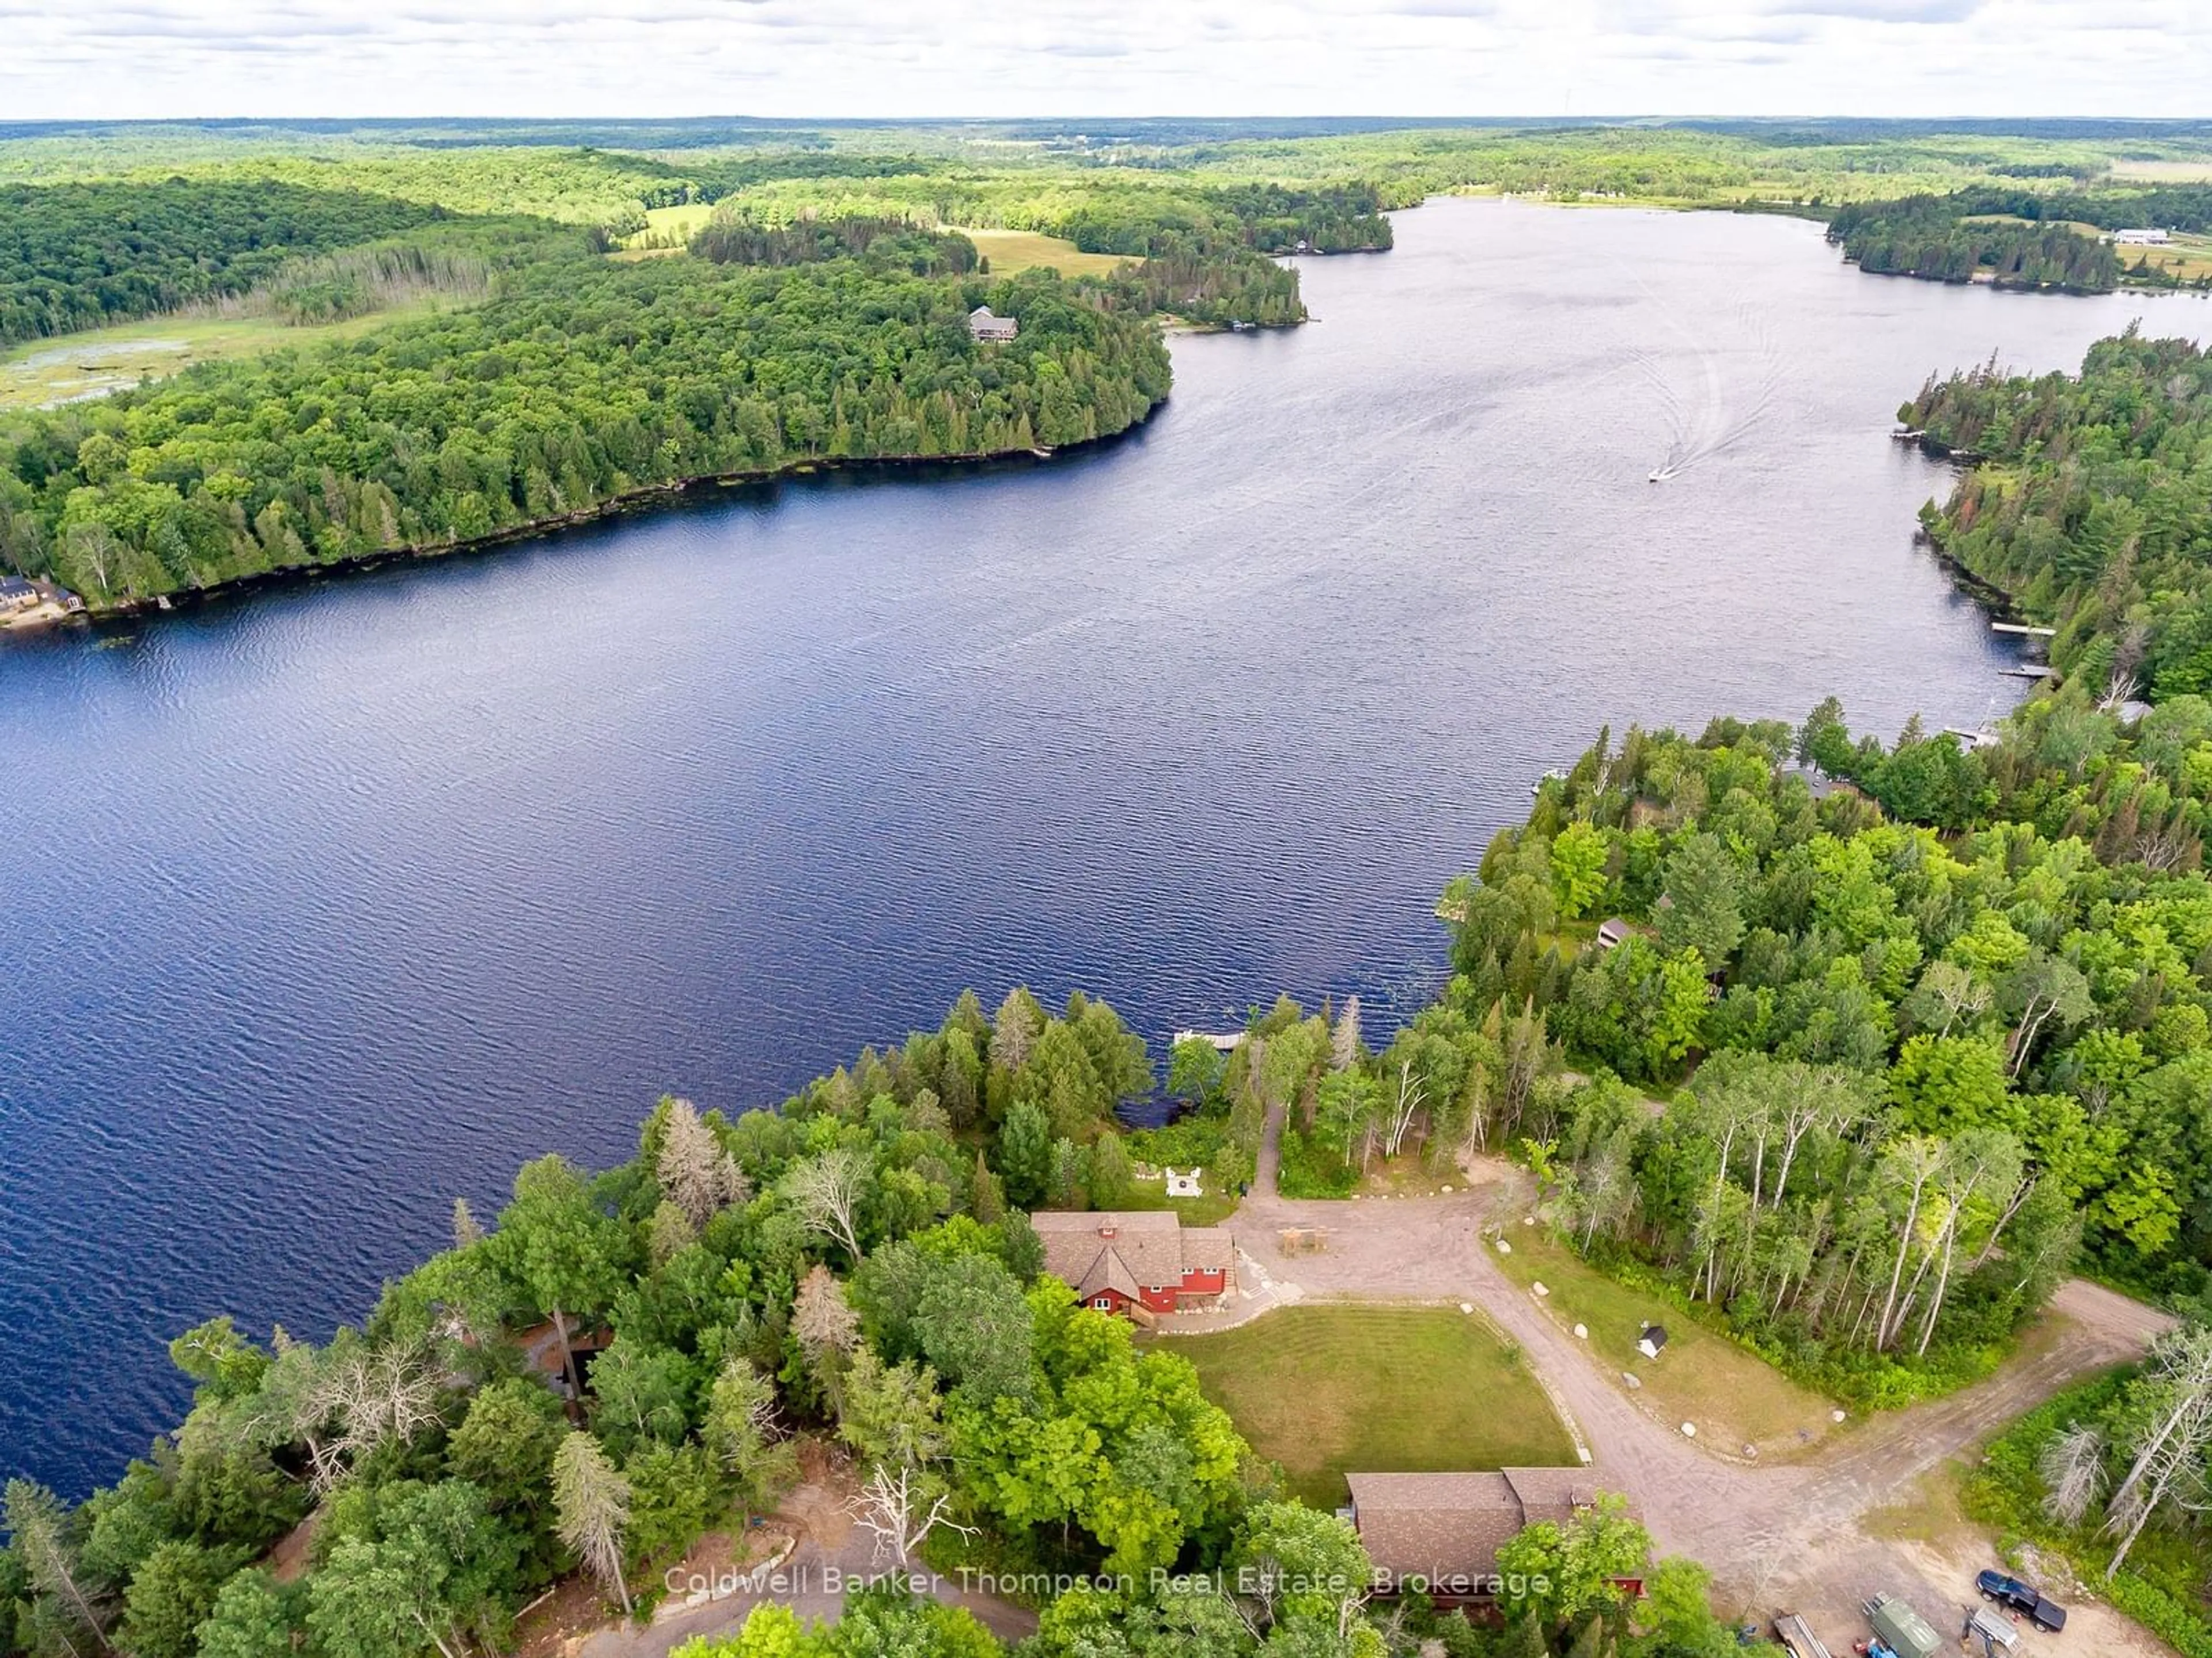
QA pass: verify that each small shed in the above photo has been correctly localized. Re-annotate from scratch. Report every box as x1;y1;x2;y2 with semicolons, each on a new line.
1636;1324;1668;1360
1594;918;1633;951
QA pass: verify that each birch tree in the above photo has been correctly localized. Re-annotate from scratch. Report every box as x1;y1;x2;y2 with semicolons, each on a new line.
2001;953;2094;1078
1873;1136;1947;1352
1912;1129;2023;1356
2104;1324;2212;1576
553;1432;634;1617
1378;1059;1425;1162
1904;960;1991;1040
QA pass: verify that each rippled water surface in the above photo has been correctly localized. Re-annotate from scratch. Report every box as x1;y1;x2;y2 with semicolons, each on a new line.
6;199;2210;1494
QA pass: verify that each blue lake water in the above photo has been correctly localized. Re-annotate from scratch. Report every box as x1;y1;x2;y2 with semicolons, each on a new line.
5;198;2210;1496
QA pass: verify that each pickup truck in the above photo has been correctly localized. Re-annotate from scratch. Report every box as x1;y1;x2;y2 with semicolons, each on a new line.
1975;1569;2069;1633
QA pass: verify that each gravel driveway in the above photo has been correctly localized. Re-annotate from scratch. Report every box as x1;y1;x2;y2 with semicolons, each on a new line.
1198;1119;2176;1642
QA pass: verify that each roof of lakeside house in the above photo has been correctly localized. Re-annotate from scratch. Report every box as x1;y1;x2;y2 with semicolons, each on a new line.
1346;1469;1605;1584
1031;1210;1231;1297
0;574;35;596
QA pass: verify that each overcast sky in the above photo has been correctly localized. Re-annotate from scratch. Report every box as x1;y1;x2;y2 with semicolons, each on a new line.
6;0;2209;123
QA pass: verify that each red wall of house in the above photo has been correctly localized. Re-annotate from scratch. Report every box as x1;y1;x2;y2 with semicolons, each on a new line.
1087;1270;1226;1320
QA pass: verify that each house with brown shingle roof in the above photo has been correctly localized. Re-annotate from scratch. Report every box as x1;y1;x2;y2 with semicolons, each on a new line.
1345;1468;1608;1599
1030;1210;1233;1321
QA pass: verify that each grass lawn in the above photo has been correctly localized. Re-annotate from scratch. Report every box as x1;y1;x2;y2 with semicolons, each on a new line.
956;228;1130;278
1116;1181;1241;1227
2135;236;2212;283
1160;1305;1577;1507
0;304;445;411
1488;1227;1841;1460
611;202;716;260
2111;160;2212;182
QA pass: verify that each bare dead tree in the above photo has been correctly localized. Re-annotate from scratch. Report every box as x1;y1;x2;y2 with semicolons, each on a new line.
295;1339;444;1493
785;1148;870;1260
2105;1326;2212;1576
1331;997;1363;1072
2038;1424;2108;1528
554;1432;635;1617
850;1462;975;1568
2107;1395;2212;1578
657;1097;751;1231
793;1263;862;1409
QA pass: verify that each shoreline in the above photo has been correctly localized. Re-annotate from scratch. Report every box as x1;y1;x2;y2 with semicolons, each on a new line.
27;402;1166;633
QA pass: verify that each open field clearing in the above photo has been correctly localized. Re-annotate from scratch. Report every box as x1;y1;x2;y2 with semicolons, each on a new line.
1161;1304;1577;1506
2134;234;2212;282
956;227;1130;277
611;200;715;259
2111;160;2212;182
0;302;444;410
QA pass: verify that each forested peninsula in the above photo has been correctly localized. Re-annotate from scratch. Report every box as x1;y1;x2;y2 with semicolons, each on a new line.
0;234;1172;612
1901;329;2212;703
13;121;2212;613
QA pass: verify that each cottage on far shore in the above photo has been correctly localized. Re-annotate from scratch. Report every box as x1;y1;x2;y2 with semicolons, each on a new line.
968;305;1019;342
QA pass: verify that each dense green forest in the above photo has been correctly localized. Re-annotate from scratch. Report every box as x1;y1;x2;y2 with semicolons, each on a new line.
0;989;1738;1658
0;241;1170;608
1439;705;2212;1403
1901;330;2212;701
690;217;979;275
688;176;1372;326
0;153;1391;605
1828;196;2122;292
0;180;450;346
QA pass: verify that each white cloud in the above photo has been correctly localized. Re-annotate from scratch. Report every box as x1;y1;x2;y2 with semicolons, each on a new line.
4;0;2210;117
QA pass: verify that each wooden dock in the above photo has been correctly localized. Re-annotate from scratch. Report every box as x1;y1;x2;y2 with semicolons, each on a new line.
1171;1030;1245;1051
1991;622;2056;637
